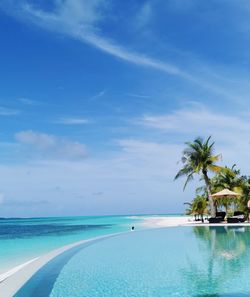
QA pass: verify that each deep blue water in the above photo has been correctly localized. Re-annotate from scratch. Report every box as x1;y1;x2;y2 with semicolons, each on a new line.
0;223;112;239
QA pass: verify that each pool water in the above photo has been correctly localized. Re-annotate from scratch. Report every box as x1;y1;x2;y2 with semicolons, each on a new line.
15;226;250;296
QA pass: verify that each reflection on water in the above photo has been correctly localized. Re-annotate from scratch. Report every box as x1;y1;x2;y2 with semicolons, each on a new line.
185;226;250;296
12;227;250;297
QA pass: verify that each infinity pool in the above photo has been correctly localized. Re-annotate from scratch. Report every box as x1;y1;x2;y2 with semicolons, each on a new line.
15;226;250;296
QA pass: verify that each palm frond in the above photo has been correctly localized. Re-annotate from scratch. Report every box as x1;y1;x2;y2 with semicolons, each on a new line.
208;164;222;173
183;173;194;190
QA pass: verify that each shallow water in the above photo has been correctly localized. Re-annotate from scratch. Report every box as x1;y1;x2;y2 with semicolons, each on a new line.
15;226;250;297
0;215;148;273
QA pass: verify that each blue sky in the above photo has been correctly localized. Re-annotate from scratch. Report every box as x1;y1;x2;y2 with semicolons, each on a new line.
1;0;250;217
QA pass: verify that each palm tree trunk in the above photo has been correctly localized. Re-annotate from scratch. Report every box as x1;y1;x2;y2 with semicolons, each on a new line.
203;169;216;217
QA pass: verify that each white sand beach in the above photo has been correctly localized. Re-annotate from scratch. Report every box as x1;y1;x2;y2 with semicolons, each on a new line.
141;215;194;227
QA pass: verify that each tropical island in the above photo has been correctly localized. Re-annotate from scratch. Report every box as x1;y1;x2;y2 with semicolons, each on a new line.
175;136;250;223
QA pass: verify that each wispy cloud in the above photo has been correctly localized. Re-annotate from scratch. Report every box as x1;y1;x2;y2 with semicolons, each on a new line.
18;97;40;106
1;0;250;105
54;117;90;125
138;103;249;139
126;93;150;99
0;0;247;105
19;1;182;75
89;89;106;101
15;130;87;160
1;2;214;84
0;106;20;116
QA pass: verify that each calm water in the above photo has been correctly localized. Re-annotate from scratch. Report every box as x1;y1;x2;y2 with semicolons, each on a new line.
0;215;153;273
15;226;250;297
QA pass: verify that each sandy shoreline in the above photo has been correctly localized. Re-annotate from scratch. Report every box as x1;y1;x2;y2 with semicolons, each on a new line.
2;215;250;296
141;215;195;227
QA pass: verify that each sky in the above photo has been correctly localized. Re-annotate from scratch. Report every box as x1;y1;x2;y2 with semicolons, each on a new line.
1;0;250;217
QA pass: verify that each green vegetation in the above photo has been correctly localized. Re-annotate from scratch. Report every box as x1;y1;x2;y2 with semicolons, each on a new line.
175;136;222;217
176;136;250;218
185;195;208;222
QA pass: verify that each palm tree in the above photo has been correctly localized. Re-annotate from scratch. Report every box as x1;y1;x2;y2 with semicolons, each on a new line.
211;165;244;212
211;165;243;193
234;175;250;214
175;136;221;217
185;196;208;222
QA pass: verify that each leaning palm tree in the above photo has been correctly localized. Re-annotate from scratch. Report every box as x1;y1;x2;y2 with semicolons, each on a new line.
175;136;221;217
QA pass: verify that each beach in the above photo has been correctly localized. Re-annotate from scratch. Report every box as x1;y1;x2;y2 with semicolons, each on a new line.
141;215;194;227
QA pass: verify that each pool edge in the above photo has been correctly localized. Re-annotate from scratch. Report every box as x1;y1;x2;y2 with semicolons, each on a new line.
0;232;125;297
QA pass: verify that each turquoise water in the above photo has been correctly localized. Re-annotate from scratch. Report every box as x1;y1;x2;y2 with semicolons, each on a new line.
15;226;250;296
0;215;151;273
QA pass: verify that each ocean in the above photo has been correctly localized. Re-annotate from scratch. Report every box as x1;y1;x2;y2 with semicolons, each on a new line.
0;215;152;273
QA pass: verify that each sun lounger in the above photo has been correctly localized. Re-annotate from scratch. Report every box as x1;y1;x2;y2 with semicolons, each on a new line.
227;211;245;223
208;211;226;223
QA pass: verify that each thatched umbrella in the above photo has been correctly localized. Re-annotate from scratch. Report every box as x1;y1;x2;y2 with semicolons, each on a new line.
211;189;241;213
211;189;241;199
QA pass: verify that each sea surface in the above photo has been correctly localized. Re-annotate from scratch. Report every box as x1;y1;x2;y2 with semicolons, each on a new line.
0;214;176;273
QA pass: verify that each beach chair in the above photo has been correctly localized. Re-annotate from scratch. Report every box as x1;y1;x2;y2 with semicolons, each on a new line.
227;211;245;223
208;211;226;223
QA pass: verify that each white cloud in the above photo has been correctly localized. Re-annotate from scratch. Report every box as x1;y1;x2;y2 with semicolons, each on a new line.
2;104;250;216
0;106;20;116
138;103;250;172
15;130;87;159
0;138;191;216
140;104;249;136
16;130;57;150
55;117;89;125
117;139;182;179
